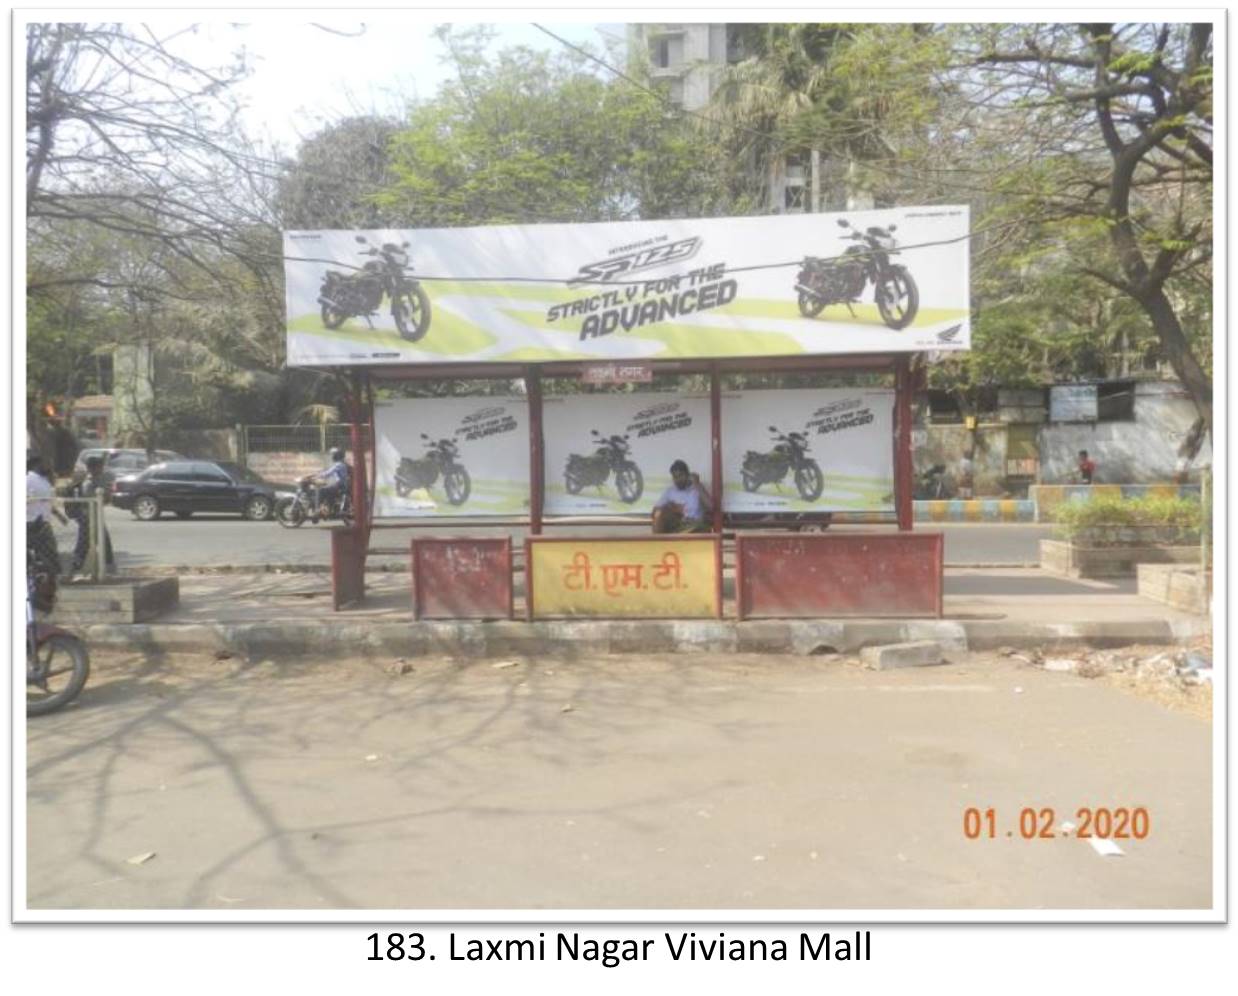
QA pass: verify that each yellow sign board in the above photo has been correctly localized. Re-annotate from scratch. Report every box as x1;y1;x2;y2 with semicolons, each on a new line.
528;538;721;619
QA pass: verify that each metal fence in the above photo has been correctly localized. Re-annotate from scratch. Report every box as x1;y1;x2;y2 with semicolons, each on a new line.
242;423;371;456
27;495;108;582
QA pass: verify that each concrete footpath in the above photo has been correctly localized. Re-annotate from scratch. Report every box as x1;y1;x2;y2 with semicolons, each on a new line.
77;567;1211;659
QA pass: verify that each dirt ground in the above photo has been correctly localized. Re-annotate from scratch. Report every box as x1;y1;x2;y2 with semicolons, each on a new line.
24;646;1213;913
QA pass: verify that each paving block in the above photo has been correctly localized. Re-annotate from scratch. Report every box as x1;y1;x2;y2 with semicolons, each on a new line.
859;640;945;670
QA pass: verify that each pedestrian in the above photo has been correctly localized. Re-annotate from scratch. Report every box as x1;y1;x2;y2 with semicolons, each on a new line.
69;454;115;575
26;455;68;577
1077;449;1096;485
651;459;712;533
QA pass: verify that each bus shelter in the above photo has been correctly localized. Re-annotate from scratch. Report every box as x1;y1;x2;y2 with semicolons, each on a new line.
284;207;970;622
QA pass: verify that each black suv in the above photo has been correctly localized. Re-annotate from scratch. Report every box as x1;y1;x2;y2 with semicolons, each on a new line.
111;460;279;521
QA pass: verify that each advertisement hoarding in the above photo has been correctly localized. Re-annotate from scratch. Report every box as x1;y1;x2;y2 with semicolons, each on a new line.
542;394;711;516
373;397;529;517
721;388;895;514
284;207;970;367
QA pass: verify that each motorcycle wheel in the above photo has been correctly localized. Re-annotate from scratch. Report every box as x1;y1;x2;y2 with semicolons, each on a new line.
797;290;826;318
564;470;584;495
320;302;348;330
444;467;471;506
875;267;920;330
275;497;305;528
615;463;644;503
27;632;90;716
392;285;431;342
395;478;411;498
742;470;760;492
795;461;825;502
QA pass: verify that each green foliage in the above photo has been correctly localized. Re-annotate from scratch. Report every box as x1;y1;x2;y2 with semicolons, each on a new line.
374;28;731;226
1052;494;1202;540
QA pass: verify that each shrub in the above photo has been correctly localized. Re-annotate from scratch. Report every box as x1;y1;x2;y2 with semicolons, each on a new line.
1053;494;1202;543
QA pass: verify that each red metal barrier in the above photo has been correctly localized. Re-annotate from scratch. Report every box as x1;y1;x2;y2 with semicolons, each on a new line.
330;527;368;610
735;532;943;619
411;537;514;620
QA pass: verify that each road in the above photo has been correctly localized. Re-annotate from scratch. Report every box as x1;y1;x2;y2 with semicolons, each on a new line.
25;649;1210;911
64;510;1054;569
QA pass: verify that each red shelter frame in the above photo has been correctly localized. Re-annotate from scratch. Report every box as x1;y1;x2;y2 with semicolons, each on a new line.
326;353;918;606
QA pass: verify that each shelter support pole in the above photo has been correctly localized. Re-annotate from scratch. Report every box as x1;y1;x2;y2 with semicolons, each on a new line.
526;366;544;535
710;364;723;534
347;372;370;544
894;356;914;531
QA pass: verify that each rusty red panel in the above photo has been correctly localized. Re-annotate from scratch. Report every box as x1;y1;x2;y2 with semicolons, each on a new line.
735;532;943;619
412;537;513;620
331;527;367;610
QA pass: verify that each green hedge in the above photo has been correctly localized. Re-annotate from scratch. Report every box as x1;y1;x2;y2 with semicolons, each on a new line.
1053;494;1202;541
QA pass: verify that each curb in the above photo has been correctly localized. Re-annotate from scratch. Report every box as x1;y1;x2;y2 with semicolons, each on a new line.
82;616;1210;660
120;561;1044;577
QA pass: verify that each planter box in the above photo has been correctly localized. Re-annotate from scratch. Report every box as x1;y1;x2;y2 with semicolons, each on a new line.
1040;540;1201;579
1137;563;1211;614
1070;525;1201;546
50;576;180;624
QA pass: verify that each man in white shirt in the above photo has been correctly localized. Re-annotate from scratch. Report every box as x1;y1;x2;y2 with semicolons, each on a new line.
26;455;67;577
651;459;712;533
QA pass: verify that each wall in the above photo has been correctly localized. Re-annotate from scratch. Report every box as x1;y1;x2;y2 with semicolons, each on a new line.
912;424;1009;496
246;452;330;487
1038;382;1211;483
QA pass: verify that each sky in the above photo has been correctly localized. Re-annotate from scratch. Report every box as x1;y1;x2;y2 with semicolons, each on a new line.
174;18;623;152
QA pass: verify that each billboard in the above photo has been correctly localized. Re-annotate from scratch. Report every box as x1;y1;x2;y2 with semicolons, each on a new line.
542;394;711;516
721;388;895;514
372;397;529;517
284;207;970;367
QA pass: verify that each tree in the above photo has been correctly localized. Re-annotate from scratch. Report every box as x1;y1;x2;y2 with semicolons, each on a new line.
962;23;1213;443
374;26;731;226
276;115;407;230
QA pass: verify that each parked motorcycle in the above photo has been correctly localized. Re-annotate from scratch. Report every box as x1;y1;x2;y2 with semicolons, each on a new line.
796;218;919;330
913;464;955;500
564;430;644;503
394;434;471;506
742;426;825;501
26;548;90;716
318;235;432;342
275;476;353;528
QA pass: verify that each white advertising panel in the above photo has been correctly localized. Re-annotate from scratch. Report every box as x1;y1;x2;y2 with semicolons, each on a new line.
1049;384;1098;422
543;394;711;516
721;389;895;513
284;206;970;367
373;397;529;517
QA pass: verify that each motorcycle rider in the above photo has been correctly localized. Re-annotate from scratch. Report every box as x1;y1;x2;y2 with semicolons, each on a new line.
312;447;350;517
651;460;712;533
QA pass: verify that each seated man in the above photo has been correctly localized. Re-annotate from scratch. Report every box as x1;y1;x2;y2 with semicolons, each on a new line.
651;459;712;533
313;447;350;515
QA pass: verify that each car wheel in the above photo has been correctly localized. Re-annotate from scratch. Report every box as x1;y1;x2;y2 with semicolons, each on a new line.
244;495;272;521
133;495;161;521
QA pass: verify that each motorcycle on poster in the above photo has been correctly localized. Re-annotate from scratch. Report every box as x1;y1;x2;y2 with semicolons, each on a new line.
722;389;895;513
373;398;529;517
543;395;711;516
283;207;969;367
